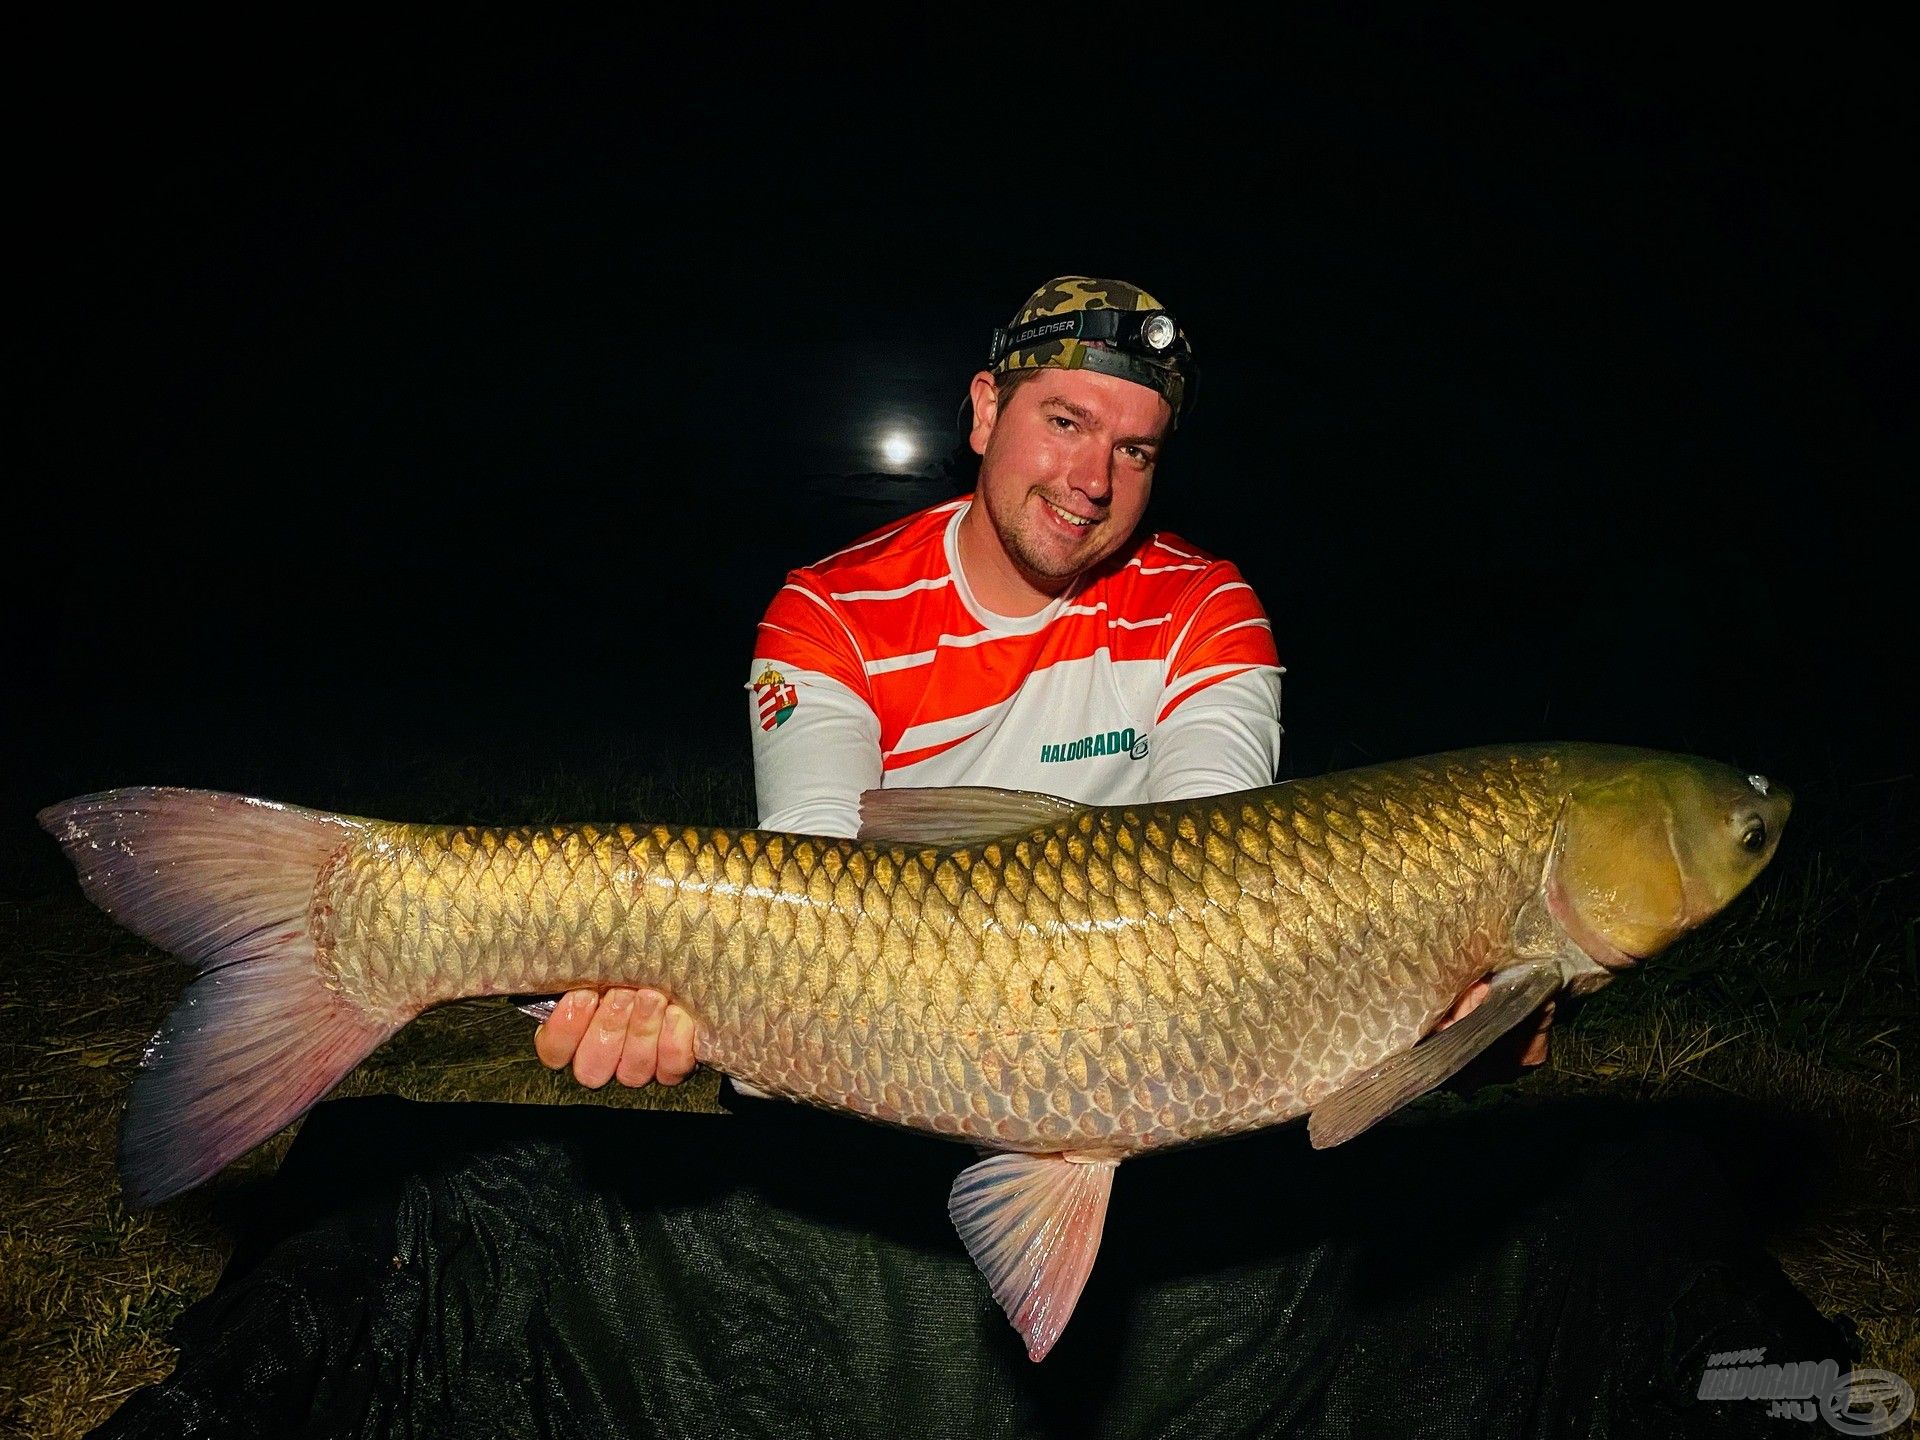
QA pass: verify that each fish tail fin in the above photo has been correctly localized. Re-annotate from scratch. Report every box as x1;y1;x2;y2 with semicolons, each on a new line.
38;788;406;1206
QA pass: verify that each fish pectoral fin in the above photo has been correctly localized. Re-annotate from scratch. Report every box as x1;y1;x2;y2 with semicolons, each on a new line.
858;786;1088;848
1307;961;1563;1150
948;1151;1118;1362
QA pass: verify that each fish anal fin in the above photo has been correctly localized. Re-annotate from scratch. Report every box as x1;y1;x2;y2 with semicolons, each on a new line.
858;786;1088;849
948;1151;1118;1362
1307;961;1562;1150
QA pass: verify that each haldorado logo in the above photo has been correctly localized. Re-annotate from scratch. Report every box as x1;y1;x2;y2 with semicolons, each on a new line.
1040;728;1149;764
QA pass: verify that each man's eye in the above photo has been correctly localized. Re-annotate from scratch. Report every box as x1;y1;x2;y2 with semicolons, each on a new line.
1049;416;1076;431
1121;446;1151;466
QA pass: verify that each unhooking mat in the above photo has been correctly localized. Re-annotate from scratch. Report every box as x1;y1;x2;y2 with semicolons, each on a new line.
91;1089;1859;1439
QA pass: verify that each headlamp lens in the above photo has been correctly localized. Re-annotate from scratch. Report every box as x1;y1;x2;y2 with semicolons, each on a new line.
1139;313;1177;352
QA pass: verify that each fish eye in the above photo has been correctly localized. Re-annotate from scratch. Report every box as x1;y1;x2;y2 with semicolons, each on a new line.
1739;817;1767;853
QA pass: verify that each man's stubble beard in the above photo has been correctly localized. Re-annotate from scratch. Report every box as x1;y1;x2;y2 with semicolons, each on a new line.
981;476;1118;591
994;497;1086;583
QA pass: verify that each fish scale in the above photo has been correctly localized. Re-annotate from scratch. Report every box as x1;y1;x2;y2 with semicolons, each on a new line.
307;749;1558;1156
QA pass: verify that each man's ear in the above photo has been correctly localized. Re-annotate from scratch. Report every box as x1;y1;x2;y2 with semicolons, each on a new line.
967;370;1000;457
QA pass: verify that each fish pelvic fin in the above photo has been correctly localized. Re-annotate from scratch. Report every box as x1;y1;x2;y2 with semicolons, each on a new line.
1307;961;1563;1149
948;1150;1118;1362
38;788;405;1205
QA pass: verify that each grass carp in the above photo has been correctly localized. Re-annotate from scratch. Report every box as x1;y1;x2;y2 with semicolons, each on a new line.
39;742;1789;1358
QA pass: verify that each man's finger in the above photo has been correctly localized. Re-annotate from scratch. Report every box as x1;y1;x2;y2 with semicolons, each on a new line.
1436;979;1490;1031
656;1004;696;1085
1521;1000;1556;1067
572;988;636;1089
615;989;667;1087
535;989;599;1069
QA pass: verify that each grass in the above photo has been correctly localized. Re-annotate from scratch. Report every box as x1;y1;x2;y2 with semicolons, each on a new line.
1532;772;1920;1383
1;764;1914;1436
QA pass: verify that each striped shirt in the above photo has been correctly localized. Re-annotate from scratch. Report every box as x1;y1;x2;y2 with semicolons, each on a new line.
749;496;1284;837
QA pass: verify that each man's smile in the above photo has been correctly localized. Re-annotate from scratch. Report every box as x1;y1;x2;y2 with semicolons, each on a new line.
1037;493;1100;532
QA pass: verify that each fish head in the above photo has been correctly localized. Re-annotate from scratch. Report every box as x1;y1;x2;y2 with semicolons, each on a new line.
1549;753;1791;969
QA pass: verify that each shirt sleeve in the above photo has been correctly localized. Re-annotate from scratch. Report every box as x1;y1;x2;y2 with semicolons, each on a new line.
1146;563;1285;799
749;574;881;839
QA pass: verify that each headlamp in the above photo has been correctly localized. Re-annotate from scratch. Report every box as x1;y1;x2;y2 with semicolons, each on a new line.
1138;312;1177;352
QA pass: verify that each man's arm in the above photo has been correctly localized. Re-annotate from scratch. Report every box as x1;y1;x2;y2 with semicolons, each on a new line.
1145;668;1285;799
750;669;881;837
535;572;877;1089
1144;562;1285;800
748;568;881;834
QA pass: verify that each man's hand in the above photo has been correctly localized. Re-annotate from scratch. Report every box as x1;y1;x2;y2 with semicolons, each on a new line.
534;987;697;1089
1435;978;1555;1070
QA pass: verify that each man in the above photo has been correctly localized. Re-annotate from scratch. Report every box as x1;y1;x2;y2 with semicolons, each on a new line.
535;276;1552;1087
107;282;1833;1440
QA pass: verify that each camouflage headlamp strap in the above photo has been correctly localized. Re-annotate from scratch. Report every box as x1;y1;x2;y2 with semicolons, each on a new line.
988;308;1194;424
987;309;1188;367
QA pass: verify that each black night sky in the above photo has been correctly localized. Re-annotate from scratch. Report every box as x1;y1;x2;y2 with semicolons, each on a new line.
11;15;1913;886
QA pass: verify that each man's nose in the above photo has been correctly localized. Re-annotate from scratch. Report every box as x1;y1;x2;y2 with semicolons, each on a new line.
1068;445;1114;502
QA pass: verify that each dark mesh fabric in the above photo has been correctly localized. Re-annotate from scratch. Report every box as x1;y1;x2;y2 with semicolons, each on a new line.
92;1092;1855;1439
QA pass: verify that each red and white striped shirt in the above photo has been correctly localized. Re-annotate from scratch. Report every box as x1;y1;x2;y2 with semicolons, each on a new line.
748;496;1283;837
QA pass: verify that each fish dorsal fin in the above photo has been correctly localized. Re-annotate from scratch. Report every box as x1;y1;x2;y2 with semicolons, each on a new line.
948;1151;1119;1362
857;785;1088;848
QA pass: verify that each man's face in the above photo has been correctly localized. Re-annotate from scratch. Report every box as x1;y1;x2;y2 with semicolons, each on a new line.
968;365;1170;587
